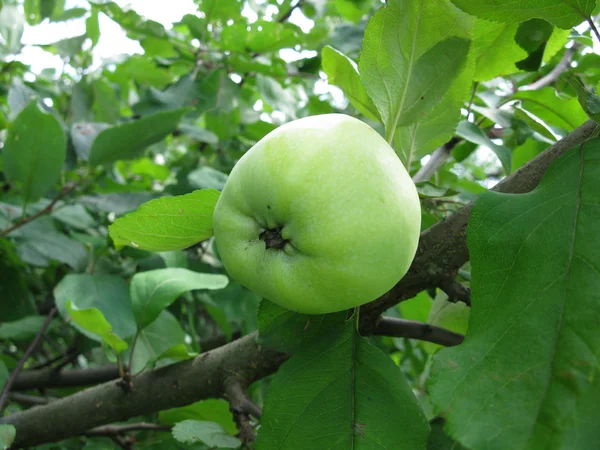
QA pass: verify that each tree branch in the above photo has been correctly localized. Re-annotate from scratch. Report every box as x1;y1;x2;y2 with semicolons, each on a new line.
412;137;461;183
520;44;577;91
2;120;597;448
0;308;57;413
12;365;120;391
372;317;465;347
224;378;260;444
84;422;171;437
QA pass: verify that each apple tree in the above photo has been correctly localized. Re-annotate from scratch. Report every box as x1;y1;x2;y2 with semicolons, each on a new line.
0;0;599;449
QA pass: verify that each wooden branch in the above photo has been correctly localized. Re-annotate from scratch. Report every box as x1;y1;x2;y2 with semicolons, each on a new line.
84;422;171;437
372;317;465;347
12;365;120;391
224;378;260;444
0;308;57;412
1;120;597;448
1;334;286;448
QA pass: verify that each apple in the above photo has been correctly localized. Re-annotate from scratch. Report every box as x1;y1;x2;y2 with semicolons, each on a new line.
213;114;421;314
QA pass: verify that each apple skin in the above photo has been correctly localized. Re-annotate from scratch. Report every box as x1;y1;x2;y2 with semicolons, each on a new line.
213;114;421;314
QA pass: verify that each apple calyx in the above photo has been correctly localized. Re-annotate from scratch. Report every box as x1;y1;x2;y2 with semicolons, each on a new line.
259;227;288;250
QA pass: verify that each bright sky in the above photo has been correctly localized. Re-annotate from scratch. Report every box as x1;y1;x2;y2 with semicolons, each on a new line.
18;0;318;73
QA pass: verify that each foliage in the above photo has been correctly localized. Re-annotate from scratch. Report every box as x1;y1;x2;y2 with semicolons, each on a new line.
0;0;599;449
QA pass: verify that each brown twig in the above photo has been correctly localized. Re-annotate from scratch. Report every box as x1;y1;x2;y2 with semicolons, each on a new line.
372;317;465;347
0;308;57;413
0;178;86;237
224;378;261;444
84;422;171;437
520;44;578;91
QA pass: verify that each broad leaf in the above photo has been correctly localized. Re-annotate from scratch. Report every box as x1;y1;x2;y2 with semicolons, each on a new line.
130;268;228;329
257;299;346;353
159;400;237;435
88;108;189;166
0;316;57;341
0;424;15;450
54;274;137;340
109;189;220;251
359;0;471;143
456;120;512;173
66;301;128;354
472;21;527;81
321;45;379;120
128;310;190;373
0;5;24;54
514;88;590;131
430;142;600;450
2;101;66;204
0;240;36;322
256;317;429;449
416;182;459;198
172;420;241;448
450;0;595;29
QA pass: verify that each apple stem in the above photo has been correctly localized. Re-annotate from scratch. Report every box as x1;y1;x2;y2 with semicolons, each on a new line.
259;228;288;250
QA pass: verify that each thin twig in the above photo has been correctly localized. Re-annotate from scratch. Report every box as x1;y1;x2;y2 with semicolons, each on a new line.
0;308;57;413
587;17;600;43
224;379;260;444
0;178;85;237
520;44;578;91
8;393;57;406
439;279;471;306
372;317;465;347
412;137;461;183
84;423;171;437
277;0;302;23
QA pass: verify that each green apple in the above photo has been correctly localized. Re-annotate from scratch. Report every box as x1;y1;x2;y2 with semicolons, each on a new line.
213;114;421;314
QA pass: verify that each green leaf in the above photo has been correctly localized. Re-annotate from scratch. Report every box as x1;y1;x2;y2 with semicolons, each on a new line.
66;301;128;354
127;310;189;373
7;79;37;120
512;138;548;171
3;101;66;204
71;122;111;161
256;317;429;448
423;291;470;354
0;360;8;390
54;274;137;340
197;0;242;22
514;19;554;71
565;75;600;122
172;420;241;448
321;45;379;120
86;7;100;47
187;167;228;191
430;142;600;450
196;70;239;115
159;400;237;436
257;299;346;353
0;424;15;450
0;5;24;54
359;0;471;143
88;108;188;166
51;204;96;230
0;316;57;341
450;0;595;29
130;268;228;330
472;21;527;81
399;291;432;323
427;417;468;450
335;0;373;23
11;218;87;271
92;79;120;124
109;189;219;251
221;21;297;53
0;240;36;322
514;88;590;131
456;120;512;173
416;182;459;198
93;1;165;37
179;124;219;145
